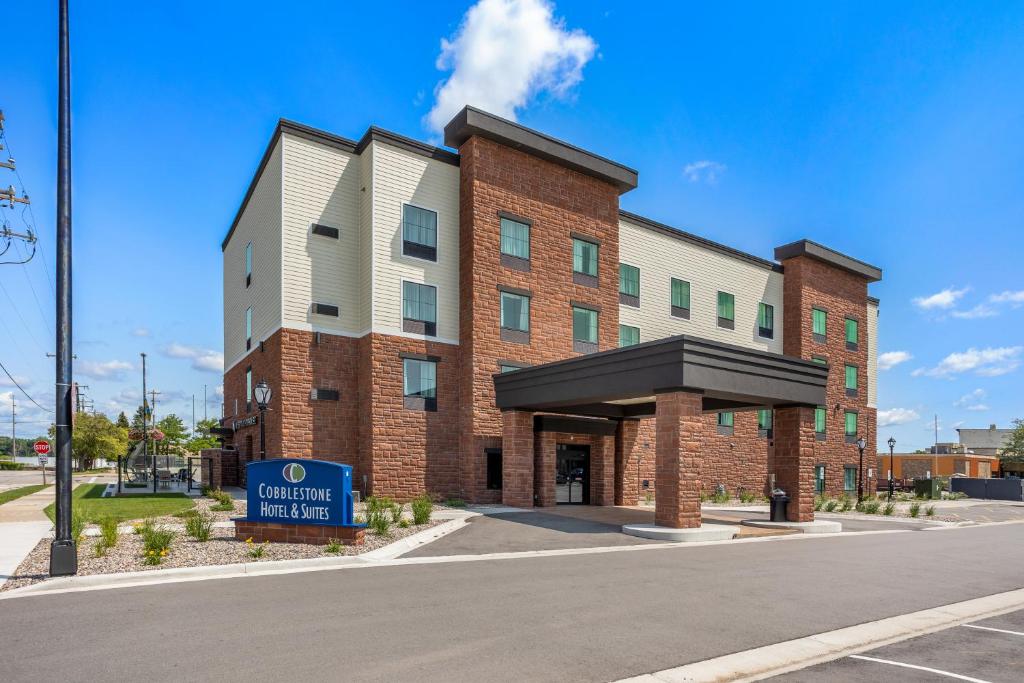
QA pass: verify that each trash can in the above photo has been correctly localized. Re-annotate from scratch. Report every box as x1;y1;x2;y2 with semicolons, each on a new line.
770;489;789;522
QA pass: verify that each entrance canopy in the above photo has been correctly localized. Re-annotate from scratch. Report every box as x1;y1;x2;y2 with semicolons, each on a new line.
494;335;827;419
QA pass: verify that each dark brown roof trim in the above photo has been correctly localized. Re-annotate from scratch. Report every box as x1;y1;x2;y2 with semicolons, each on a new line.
868;296;880;306
619;210;784;273
444;106;638;193
354;126;460;165
534;415;618;436
399;351;442;363
774;239;882;282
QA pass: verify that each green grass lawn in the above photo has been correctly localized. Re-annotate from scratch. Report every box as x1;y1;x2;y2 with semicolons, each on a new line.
44;483;194;523
0;484;47;506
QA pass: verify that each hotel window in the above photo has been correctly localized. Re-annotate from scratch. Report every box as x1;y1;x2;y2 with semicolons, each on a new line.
245;307;252;351
403;358;437;411
572;237;599;286
815;464;826;494
402;282;437;336
844;411;858;443
845;364;858;396
812;308;827;342
758;302;774;339
619;264;640;306
499;216;530;268
245;367;252;413
572;305;598;354
245;242;252;287
499;364;523;374
814;406;826;439
717;291;735;330
844;465;857;493
845;318;858;350
499;290;530;344
811;356;827;365
619;324;640;347
717;411;734;436
671;278;691;319
402;204;438;261
757;409;773;438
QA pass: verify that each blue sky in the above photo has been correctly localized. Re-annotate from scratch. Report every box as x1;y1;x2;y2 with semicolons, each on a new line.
2;1;1021;450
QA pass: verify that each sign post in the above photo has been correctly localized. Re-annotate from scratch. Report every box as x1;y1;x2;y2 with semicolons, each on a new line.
34;440;51;486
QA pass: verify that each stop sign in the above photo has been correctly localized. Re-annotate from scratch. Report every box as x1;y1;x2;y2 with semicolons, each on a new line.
33;440;50;456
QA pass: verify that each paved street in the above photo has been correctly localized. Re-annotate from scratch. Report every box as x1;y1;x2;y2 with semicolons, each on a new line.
0;469;50;492
2;523;1023;682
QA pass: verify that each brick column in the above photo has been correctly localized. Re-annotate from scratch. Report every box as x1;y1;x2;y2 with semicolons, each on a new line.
534;431;556;507
501;410;535;507
590;433;615;506
655;390;703;529
614;419;640;505
774;406;816;522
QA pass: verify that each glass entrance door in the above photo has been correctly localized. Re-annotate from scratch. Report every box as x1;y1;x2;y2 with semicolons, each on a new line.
555;444;590;504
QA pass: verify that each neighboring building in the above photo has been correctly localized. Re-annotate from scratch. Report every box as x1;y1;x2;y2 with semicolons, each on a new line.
219;106;881;515
881;452;999;480
957;425;1013;456
928;442;964;455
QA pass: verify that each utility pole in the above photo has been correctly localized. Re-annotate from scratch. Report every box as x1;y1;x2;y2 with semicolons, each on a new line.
10;398;15;461
50;0;76;576
203;384;207;422
192;394;195;434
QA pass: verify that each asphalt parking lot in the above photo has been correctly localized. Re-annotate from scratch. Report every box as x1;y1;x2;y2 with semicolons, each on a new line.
774;607;1024;682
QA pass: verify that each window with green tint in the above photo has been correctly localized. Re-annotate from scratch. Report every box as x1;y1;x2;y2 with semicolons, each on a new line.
500;217;530;259
402;204;437;248
758;302;774;338
499;364;522;374
844;411;858;436
403;358;436;399
499;291;530;331
758;409;773;431
811;357;827;365
572;238;598;276
619;264;640;297
717;411;734;427
845;318;858;345
402;282;437;323
845;364;857;390
717;292;735;321
245;242;252;280
812;308;827;337
671;278;690;309
619;324;640;347
572;306;598;343
844;466;857;492
815;406;826;434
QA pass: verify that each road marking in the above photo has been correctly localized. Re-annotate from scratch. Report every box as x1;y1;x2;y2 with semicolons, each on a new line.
848;655;992;682
612;588;1024;683
962;623;1024;637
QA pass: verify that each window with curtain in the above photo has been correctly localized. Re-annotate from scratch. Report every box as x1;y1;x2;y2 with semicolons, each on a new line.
717;291;735;328
844;466;857;492
758;302;774;338
845;364;858;391
245;242;252;286
572;306;598;343
717;412;734;427
758;409;773;431
845;318;858;347
844;411;858;436
812;308;827;338
671;278;690;312
500;291;530;332
815;406;827;434
403;359;436;399
402;204;438;260
500;217;530;260
245;368;252;409
619;324;640;347
402;282;437;323
245;307;252;350
572;238;598;276
619;264;640;297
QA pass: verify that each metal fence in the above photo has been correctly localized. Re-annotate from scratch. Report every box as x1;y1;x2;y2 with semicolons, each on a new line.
951;477;1024;502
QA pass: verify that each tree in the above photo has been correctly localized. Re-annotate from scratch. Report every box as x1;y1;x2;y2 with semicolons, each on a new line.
50;413;129;471
116;412;130;430
1000;419;1024;464
186;417;221;453
130;405;147;432
156;414;189;455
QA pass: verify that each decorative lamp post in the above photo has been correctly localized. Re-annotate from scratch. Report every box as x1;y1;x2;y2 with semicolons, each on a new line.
253;379;272;461
856;437;867;503
887;436;897;501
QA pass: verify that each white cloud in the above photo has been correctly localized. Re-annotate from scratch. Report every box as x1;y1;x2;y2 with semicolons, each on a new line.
990;290;1024;305
425;0;597;134
954;389;989;411
0;373;30;388
77;359;133;380
132;327;151;337
950;304;998;319
914;346;1023;378
912;287;968;310
683;160;727;184
878;408;920;427
878;350;912;371
162;343;223;374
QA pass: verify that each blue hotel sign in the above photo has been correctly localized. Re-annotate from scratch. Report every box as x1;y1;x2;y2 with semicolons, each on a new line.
245;459;356;527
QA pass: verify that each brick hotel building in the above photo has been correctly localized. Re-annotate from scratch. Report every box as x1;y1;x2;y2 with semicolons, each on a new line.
219;106;880;523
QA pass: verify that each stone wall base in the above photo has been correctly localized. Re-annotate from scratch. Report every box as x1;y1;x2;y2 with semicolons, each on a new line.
234;519;365;546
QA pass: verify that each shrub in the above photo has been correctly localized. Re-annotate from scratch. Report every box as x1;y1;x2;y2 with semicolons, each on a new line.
390;502;404;525
839;496;854;512
739;490;758;504
185;512;214;542
143;549;166;566
857;500;881;514
99;517;119;550
133;519;154;536
882;502;895;516
909;502;921;518
245;537;267;559
71;511;86;546
0;461;24;470
823;499;838;512
443;497;467;508
141;525;175;554
814;495;824;512
209;490;234;512
644;491;654;505
324;538;343;554
399;518;410;529
411;494;433;525
925;505;936;517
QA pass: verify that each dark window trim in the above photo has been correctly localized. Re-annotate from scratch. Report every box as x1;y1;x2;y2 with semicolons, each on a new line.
500;328;530;344
671;305;691;319
718;317;735;330
313;303;339;317
485;448;503;490
403;319;437;336
620;292;640;307
501;253;530;272
573;340;599;354
402;240;437;262
570;231;601;246
311;388;340;401
813;332;827;344
403;396;437;412
311;223;340;239
398;351;442;363
570;300;601;313
846;341;859;351
246;338;251;351
497;284;532;298
497;210;532;226
573;271;598;288
843;465;858;490
245;273;251;288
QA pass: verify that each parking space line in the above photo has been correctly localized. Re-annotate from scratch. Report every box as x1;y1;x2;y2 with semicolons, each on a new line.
962;623;1024;637
848;655;992;682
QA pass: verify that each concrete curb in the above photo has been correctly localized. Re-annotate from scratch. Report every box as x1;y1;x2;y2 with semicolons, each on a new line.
614;587;1024;682
741;519;842;534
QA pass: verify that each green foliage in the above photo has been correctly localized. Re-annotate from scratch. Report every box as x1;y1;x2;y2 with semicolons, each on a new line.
365;497;395;536
99;517;119;550
186;418;222;454
857;500;881;514
909;502;921;518
324;538;343;554
0;484;46;505
925;505;936;517
185;512;214;541
411;494;433;525
739;490;758;504
208;489;234;511
71;511;86;545
443;497;467;508
133;519;154;536
0;435;49;459
246;538;267;558
141;525;175;554
814;495;824;511
116;412;131;430
823;499;838;512
45;484;193;523
999;418;1024;464
711;489;730;504
882;502;895;516
390;502;404;525
0;461;25;470
839;496;854;512
399;518;410;529
48;412;129;471
644;491;654;505
155;414;190;455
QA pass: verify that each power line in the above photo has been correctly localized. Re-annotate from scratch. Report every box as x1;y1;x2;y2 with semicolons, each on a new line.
0;357;51;413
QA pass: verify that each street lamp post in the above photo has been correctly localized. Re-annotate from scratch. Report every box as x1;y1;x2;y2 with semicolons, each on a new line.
887;436;897;501
253;380;272;461
856;436;867;503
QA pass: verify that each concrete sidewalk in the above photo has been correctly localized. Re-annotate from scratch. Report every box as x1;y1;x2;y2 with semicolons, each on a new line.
0;484;57;523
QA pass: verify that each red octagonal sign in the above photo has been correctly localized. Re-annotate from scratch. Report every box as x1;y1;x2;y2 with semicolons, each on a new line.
33;440;51;456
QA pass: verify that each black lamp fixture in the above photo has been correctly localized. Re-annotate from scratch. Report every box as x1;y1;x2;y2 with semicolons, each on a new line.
856;436;867;503
887;436;897;501
254;379;272;461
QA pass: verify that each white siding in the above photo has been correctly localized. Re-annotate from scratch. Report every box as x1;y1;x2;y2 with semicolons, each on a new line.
223;141;282;372
618;219;784;353
369;141;460;343
358;144;374;333
280;133;362;335
867;299;879;408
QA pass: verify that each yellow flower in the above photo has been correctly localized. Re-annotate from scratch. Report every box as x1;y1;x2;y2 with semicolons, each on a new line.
147;550;155;556
245;537;254;544
160;549;168;556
